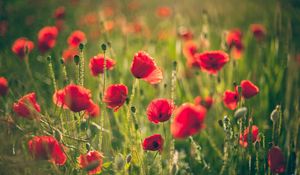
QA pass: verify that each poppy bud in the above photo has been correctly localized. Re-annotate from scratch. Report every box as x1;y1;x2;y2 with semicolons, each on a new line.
74;55;80;65
101;43;107;51
86;143;91;151
47;55;51;62
126;154;132;163
131;106;136;113
79;43;84;51
60;58;64;64
113;154;125;172
270;105;280;122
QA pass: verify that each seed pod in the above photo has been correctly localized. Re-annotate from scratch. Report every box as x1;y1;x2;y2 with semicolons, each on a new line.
126;154;132;163
74;55;80;65
79;43;84;50
234;107;247;119
101;43;107;51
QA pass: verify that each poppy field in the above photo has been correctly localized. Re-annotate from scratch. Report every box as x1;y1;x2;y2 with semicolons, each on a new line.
0;0;299;174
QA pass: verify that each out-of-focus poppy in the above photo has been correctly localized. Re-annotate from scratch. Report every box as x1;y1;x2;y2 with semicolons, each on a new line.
13;92;41;119
171;103;207;139
268;146;285;173
12;37;34;59
78;150;104;175
38;26;58;53
239;125;259;147
89;55;116;76
0;77;8;96
67;30;86;48
240;80;259;99
28;136;67;165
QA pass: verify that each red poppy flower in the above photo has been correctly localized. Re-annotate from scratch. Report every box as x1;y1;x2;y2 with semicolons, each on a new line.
28;136;66;165
178;27;193;41
182;41;200;68
0;77;8;96
226;29;244;59
11;37;34;59
78;151;103;175
240;80;259;99
53;84;91;112
85;100;100;118
38;26;58;53
54;6;65;20
13;92;41;119
156;6;172;18
268;146;285;173
103;84;128;112
89;55;116;76
194;96;213;109
146;98;175;124
250;24;266;41
67;30;86;48
171;103;207;139
223;89;239;110
239;125;259;147
130;51;163;84
142;134;164;152
62;47;79;63
195;50;229;75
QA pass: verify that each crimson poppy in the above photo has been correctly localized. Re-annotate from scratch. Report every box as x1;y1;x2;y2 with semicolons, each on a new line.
103;84;128;111
78;150;103;175
226;29;244;59
67;30;86;48
240;80;259;99
89;55;116;76
38;26;58;53
13;92;41;119
62;47;78;63
146;98;174;124
239;125;259;147
182;41;200;68
223;89;239;110
53;84;92;112
54;6;65;20
268;146;285;173
28;136;67;165
85;100;100;118
12;37;34;59
142;134;164;152
171;103;207;139
195;50;229;75
130;51;163;84
0;77;8;96
250;24;266;41
194;96;213;109
178;27;193;41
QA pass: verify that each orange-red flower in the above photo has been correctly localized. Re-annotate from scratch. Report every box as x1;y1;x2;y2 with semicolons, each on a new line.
171;103;207;139
146;98;174;124
78;151;103;175
250;24;266;41
240;80;259;99
85;100;100;118
28;136;66;165
223;89;239;110
11;37;34;59
178;27;193;41
13;92;41;119
194;96;213;109
89;55;116;76
130;51;163;84
142;134;164;152
182;41;200;68
239;125;259;147
0;77;8;96
38;26;58;53
268;146;285;173
156;6;172;18
53;84;92;112
62;47;79;63
103;84;128;112
195;50;229;75
226;29;243;59
67;30;86;48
